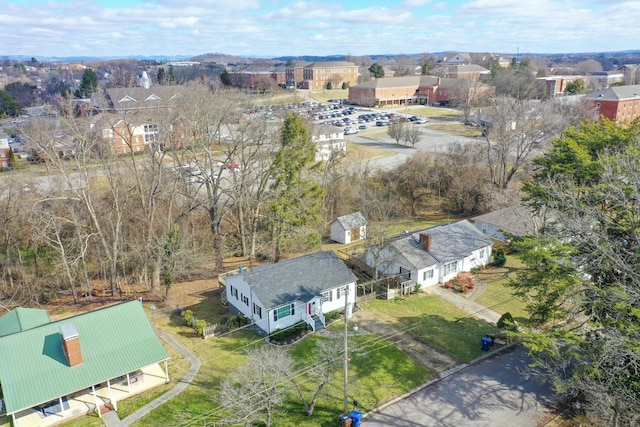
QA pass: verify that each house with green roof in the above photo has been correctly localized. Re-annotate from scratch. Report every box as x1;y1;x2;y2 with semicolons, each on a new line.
0;300;170;427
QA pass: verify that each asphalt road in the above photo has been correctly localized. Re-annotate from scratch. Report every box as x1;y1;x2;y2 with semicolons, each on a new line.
347;121;479;171
363;345;555;427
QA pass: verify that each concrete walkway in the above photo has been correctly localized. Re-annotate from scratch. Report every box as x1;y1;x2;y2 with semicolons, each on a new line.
431;286;501;325
102;330;202;427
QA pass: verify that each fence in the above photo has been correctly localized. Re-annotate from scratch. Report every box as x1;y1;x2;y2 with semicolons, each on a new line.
202;323;228;339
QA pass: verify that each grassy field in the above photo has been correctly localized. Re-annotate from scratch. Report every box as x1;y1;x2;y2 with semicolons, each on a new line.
308;89;349;103
342;140;394;165
474;256;530;323
406;106;462;119
363;296;492;363
426;122;483;138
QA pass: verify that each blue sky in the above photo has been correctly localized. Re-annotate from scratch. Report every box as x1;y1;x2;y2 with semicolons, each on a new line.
1;0;638;58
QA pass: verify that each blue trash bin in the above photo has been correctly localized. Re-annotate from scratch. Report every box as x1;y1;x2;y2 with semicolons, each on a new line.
481;336;492;351
350;410;363;427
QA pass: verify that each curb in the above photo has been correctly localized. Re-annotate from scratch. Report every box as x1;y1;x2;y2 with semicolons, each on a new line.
362;342;519;421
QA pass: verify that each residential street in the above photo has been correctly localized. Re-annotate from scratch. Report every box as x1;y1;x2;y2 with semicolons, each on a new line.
363;345;555;427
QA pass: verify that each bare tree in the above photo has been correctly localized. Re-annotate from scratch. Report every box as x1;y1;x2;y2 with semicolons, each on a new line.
387;121;406;144
481;96;565;190
403;123;421;148
291;338;343;417
217;346;294;427
575;58;603;74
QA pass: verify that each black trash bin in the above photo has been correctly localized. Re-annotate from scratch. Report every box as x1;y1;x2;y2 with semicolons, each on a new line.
350;410;363;427
340;414;352;427
481;336;492;351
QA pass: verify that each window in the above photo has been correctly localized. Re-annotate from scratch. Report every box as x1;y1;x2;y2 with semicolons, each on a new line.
596;102;601;109
273;304;293;321
241;294;249;306
230;286;238;299
144;124;159;143
423;269;433;280
481;223;488;234
322;290;333;302
336;287;341;299
479;249;485;260
444;261;457;276
253;304;262;319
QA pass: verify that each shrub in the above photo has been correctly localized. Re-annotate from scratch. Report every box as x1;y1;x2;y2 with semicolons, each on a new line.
194;319;207;336
182;309;195;327
228;314;247;329
413;282;422;294
326;82;333;90
497;312;517;331
493;248;507;267
270;321;308;343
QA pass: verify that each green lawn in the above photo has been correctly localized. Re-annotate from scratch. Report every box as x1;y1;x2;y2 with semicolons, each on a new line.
363;296;492;363
426;122;483;138
308;89;349;103
474;256;530;323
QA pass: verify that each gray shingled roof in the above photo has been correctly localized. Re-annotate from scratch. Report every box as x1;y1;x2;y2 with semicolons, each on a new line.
103;86;185;111
387;220;492;269
335;212;367;229
472;206;537;236
585;84;640;101
244;251;358;309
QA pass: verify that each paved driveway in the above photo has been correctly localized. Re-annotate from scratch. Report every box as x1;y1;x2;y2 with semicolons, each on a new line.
363;346;555;427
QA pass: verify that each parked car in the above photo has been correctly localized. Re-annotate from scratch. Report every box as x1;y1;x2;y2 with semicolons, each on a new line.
344;128;358;135
359;124;367;130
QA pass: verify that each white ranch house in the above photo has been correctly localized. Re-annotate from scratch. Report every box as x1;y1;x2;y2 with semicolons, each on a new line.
222;251;357;335
364;220;493;289
311;124;346;161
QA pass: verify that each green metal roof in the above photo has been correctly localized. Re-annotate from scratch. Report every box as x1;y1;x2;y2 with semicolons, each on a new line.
0;300;169;414
0;307;51;337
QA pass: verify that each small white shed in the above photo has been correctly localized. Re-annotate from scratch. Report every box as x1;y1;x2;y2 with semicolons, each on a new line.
330;212;367;244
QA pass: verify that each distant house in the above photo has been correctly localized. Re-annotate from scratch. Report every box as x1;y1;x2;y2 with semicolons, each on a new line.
330;212;367;244
472;206;547;241
0;301;169;427
364;220;493;289
222;251;358;335
0;130;10;168
585;84;640;123
311;124;346;161
89;111;188;154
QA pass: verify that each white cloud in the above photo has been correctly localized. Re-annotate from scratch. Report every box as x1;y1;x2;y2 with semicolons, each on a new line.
0;0;636;57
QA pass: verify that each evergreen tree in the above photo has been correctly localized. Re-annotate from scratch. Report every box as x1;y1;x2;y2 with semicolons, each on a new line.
266;114;324;262
157;67;166;85
220;70;231;86
368;62;385;78
75;68;98;98
515;119;640;424
167;65;177;84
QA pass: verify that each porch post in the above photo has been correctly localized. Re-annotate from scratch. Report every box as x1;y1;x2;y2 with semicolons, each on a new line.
164;360;170;383
59;397;66;418
107;379;118;411
92;385;102;418
127;372;131;393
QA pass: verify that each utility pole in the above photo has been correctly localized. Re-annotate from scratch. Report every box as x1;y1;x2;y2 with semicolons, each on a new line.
343;285;349;414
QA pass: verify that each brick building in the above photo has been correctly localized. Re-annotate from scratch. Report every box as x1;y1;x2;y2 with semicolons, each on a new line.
585;84;640;123
290;61;359;91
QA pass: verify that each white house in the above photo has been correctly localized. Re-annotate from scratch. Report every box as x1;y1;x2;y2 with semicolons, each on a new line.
311;124;346;161
472;205;548;241
330;212;367;244
223;251;358;335
364;220;493;289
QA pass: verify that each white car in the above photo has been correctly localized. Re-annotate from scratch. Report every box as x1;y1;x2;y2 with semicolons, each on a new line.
344;128;358;135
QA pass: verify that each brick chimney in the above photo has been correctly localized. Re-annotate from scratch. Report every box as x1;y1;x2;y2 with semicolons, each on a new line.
60;323;83;367
419;233;433;252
